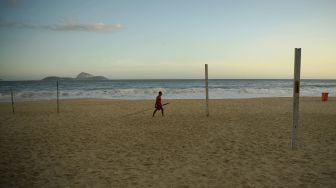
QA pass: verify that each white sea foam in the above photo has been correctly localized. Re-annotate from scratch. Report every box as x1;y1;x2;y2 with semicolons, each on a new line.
1;80;335;102
0;86;334;102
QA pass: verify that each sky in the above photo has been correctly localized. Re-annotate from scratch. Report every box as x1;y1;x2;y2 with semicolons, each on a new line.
0;0;335;80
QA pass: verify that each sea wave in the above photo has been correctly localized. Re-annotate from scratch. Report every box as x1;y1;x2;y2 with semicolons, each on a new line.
0;86;334;102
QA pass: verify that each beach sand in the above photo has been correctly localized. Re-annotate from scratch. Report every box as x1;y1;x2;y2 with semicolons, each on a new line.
0;97;335;187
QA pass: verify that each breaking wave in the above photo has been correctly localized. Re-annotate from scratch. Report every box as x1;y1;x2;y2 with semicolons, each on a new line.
1;79;335;102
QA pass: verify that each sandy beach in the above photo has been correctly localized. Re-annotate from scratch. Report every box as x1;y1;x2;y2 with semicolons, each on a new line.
0;97;335;187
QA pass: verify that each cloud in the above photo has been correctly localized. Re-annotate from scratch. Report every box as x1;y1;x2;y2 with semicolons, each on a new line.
45;22;124;32
1;0;23;7
8;0;20;4
0;21;124;32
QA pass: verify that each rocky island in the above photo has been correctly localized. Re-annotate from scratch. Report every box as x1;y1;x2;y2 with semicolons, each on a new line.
75;72;108;80
42;72;108;81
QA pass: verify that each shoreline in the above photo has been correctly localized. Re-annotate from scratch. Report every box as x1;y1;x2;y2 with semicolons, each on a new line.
1;79;335;103
1;96;335;103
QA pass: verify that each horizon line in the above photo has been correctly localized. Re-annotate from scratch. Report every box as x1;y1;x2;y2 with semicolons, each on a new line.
1;78;336;81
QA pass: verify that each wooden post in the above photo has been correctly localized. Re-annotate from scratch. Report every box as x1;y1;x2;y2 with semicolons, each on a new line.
10;88;15;114
205;64;209;117
292;48;301;149
57;80;59;113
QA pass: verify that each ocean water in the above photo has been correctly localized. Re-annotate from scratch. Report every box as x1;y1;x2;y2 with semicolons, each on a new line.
0;79;335;102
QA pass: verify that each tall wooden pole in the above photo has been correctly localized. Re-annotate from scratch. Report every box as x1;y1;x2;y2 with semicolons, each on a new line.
11;88;15;114
57;80;59;113
205;64;209;117
292;48;301;149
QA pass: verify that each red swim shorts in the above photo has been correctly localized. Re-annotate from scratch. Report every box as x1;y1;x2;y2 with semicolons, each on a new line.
156;104;163;110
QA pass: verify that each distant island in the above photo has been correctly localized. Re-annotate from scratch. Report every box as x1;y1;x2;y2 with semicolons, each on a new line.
42;72;108;81
76;72;108;80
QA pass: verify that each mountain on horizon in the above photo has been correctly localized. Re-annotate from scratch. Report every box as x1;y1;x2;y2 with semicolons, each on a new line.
42;72;108;81
76;72;94;80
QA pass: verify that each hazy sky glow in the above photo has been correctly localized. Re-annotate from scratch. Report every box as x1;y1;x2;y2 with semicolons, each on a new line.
0;0;335;80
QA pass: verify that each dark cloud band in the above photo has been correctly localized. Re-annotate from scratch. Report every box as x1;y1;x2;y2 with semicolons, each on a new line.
0;21;124;32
